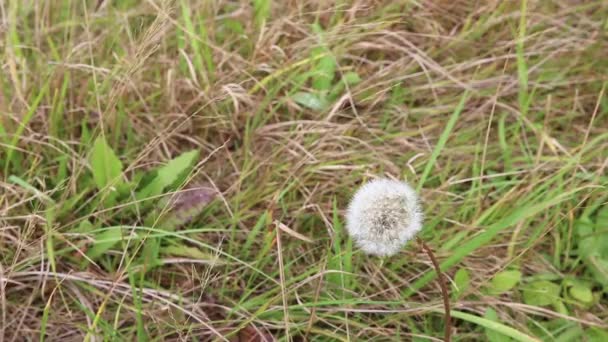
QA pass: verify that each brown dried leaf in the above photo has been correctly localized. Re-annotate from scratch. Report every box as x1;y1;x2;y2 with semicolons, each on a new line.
234;324;275;342
151;186;217;230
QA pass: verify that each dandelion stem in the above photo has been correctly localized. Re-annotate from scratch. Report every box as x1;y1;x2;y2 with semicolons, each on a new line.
417;237;451;342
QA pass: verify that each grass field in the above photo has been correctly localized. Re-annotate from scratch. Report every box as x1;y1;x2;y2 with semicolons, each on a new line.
1;0;607;340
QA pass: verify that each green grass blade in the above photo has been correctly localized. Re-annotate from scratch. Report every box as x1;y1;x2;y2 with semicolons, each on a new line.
417;91;470;191
4;81;48;175
405;185;591;297
449;310;540;342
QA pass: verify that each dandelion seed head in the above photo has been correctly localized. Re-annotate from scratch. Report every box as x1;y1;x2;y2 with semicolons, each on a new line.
346;178;423;256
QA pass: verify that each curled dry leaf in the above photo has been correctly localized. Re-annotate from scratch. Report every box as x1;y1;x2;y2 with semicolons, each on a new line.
156;186;218;229
274;220;314;243
234;324;275;342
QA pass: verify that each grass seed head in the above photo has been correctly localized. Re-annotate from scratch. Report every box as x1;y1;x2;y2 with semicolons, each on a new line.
346;178;423;256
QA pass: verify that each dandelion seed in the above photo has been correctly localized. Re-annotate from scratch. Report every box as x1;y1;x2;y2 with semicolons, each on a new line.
346;178;423;256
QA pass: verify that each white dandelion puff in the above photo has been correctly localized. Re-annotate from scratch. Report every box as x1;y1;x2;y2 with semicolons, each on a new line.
346;178;423;256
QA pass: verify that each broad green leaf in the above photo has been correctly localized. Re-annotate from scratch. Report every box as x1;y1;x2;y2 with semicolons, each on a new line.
484;308;513;342
157;149;199;188
312;54;336;92
141;237;162;269
253;0;271;27
309;26;336;93
137;150;202;273
595;206;608;259
328;71;362;100
577;213;608;286
223;19;244;35
116;181;135;198
587;256;608;287
489;270;522;295
575;218;597;259
342;71;362;86
522;280;560;306
90;136;123;191
137;150;199;200
587;327;608;342
74;220;94;234
292;92;327;111
452;268;470;299
555;326;583;342
597;206;608;224
553;299;569;315
87;227;123;260
568;282;593;304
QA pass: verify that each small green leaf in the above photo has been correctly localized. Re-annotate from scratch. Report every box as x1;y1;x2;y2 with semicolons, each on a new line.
522;280;560;306
587;256;608;287
577;213;608;286
141;237;162;269
575;218;597;259
292;92;327;111
489;270;522;294
90;136;123;191
252;0;271;27
587;327;608;342
116;181;135;198
87;227;123;260
484;308;513;342
596;206;608;224
74;220;94;234
312;55;336;92
555;326;583;342
452;268;470;299
553;299;569;315
568;282;593;304
594;206;608;259
223;19;244;35
137;150;199;200
328;72;362;100
342;71;362;86
310;39;336;93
